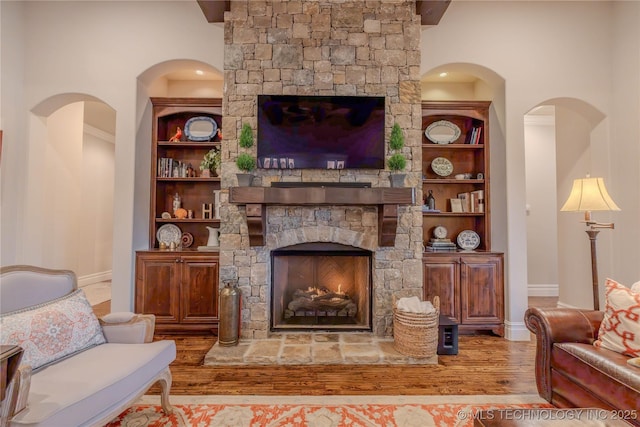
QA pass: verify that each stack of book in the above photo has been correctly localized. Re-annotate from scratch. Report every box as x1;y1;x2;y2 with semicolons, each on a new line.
425;238;457;252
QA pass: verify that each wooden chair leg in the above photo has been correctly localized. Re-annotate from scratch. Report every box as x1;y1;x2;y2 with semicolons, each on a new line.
157;368;173;414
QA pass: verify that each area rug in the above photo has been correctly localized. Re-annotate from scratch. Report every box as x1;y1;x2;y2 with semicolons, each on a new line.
106;394;553;427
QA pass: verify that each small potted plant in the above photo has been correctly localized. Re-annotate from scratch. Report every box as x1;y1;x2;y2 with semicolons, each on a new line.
200;147;221;177
388;123;407;187
236;123;256;186
236;152;256;186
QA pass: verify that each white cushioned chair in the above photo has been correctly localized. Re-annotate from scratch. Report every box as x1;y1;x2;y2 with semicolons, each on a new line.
0;265;176;427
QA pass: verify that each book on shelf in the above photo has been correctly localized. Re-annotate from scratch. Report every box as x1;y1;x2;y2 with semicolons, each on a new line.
457;192;471;212
427;242;456;247
425;246;457;252
473;127;482;144
158;157;193;178
466;128;475;145
469;189;484;213
450;198;463;213
465;127;482;145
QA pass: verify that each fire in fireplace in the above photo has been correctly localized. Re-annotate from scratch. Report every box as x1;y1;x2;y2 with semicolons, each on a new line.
271;243;372;331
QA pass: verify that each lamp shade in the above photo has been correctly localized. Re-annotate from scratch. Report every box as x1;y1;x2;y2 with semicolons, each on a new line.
560;177;620;212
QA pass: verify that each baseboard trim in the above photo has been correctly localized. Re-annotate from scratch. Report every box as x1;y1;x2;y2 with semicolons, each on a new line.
528;283;559;297
557;301;579;309
78;270;112;287
504;321;531;341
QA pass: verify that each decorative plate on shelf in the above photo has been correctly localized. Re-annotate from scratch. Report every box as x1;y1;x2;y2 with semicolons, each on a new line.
156;224;182;246
431;157;454;177
457;230;480;251
181;232;194;248
184;116;218;142
425;120;461;144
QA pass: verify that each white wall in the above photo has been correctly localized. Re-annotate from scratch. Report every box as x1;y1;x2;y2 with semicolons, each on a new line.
2;1;638;333
19;102;84;267
524;113;558;295
79;125;114;278
610;2;640;287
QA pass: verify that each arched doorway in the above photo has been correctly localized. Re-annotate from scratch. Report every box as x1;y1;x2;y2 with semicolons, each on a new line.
524;98;611;309
27;95;116;305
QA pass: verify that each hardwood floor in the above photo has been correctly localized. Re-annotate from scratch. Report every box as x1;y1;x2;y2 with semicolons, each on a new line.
94;297;557;396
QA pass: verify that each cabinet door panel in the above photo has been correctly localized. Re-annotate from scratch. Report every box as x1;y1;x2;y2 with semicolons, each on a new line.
181;257;219;323
423;256;460;321
135;255;180;323
460;256;503;324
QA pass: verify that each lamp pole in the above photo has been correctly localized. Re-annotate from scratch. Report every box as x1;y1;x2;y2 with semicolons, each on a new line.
586;229;601;310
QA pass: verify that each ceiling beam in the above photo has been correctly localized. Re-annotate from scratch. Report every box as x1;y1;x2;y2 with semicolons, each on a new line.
197;0;230;23
416;0;451;25
197;1;450;25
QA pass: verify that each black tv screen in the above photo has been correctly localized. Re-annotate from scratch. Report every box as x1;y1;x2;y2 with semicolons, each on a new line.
257;95;385;169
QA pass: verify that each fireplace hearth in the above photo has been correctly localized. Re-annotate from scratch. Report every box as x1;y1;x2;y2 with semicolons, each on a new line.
271;243;372;332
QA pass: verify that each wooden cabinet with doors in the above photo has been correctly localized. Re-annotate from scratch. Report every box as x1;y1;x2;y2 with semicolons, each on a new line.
135;98;222;334
422;101;504;335
423;252;504;336
135;251;219;333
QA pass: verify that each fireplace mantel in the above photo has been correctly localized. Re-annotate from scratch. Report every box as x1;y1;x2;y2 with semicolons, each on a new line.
229;186;415;247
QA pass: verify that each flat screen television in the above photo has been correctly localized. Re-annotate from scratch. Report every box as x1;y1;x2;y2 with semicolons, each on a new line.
257;95;385;169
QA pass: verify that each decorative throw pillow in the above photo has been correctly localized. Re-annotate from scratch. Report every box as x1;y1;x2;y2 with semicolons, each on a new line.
594;278;640;357
0;289;106;371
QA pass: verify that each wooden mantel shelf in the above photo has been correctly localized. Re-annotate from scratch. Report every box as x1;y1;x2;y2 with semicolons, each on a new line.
229;186;416;247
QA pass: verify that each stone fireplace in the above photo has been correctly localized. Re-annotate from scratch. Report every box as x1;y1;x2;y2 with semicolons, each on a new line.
219;0;424;339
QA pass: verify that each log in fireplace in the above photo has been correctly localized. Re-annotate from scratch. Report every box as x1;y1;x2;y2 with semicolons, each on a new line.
270;242;372;332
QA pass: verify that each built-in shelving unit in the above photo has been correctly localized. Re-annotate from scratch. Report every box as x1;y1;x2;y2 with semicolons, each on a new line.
135;98;222;334
421;100;504;336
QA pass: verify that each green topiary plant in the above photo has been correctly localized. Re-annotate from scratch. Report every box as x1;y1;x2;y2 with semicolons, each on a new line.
387;153;407;171
388;123;407;171
389;123;405;151
236;152;256;172
239;123;254;148
387;123;407;187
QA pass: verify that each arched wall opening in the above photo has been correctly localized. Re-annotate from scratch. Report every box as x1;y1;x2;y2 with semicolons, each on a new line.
524;98;613;310
132;60;224;256
26;94;116;301
421;62;520;333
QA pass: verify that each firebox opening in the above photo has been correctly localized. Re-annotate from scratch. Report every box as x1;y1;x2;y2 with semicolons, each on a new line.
271;243;373;332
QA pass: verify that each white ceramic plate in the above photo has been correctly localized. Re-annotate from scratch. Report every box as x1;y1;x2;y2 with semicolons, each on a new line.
457;230;480;251
184;116;218;142
431;157;453;177
425;120;461;144
157;224;182;245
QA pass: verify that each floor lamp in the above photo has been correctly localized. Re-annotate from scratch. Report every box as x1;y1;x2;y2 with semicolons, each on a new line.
560;177;620;310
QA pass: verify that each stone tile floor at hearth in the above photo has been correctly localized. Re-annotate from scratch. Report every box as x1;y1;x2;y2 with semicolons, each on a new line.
204;333;438;366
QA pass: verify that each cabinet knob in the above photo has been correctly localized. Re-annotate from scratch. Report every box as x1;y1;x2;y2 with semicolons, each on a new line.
175;258;181;263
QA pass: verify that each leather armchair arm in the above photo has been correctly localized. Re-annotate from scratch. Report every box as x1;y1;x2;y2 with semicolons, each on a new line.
99;312;156;343
524;307;604;400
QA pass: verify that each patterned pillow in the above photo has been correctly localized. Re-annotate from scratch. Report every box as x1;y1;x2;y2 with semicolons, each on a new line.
594;278;640;357
0;289;106;371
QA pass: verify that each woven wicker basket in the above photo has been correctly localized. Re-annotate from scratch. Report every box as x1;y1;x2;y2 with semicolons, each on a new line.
393;295;440;358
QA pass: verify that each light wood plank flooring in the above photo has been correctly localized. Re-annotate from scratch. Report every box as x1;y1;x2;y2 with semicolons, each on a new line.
92;297;557;396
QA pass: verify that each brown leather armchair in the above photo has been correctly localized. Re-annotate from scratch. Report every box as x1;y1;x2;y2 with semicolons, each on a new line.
525;307;640;426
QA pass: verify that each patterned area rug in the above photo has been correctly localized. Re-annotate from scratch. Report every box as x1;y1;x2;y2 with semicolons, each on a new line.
106;394;553;426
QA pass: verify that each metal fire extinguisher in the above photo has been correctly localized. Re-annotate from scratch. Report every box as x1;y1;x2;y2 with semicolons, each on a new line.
219;281;241;346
